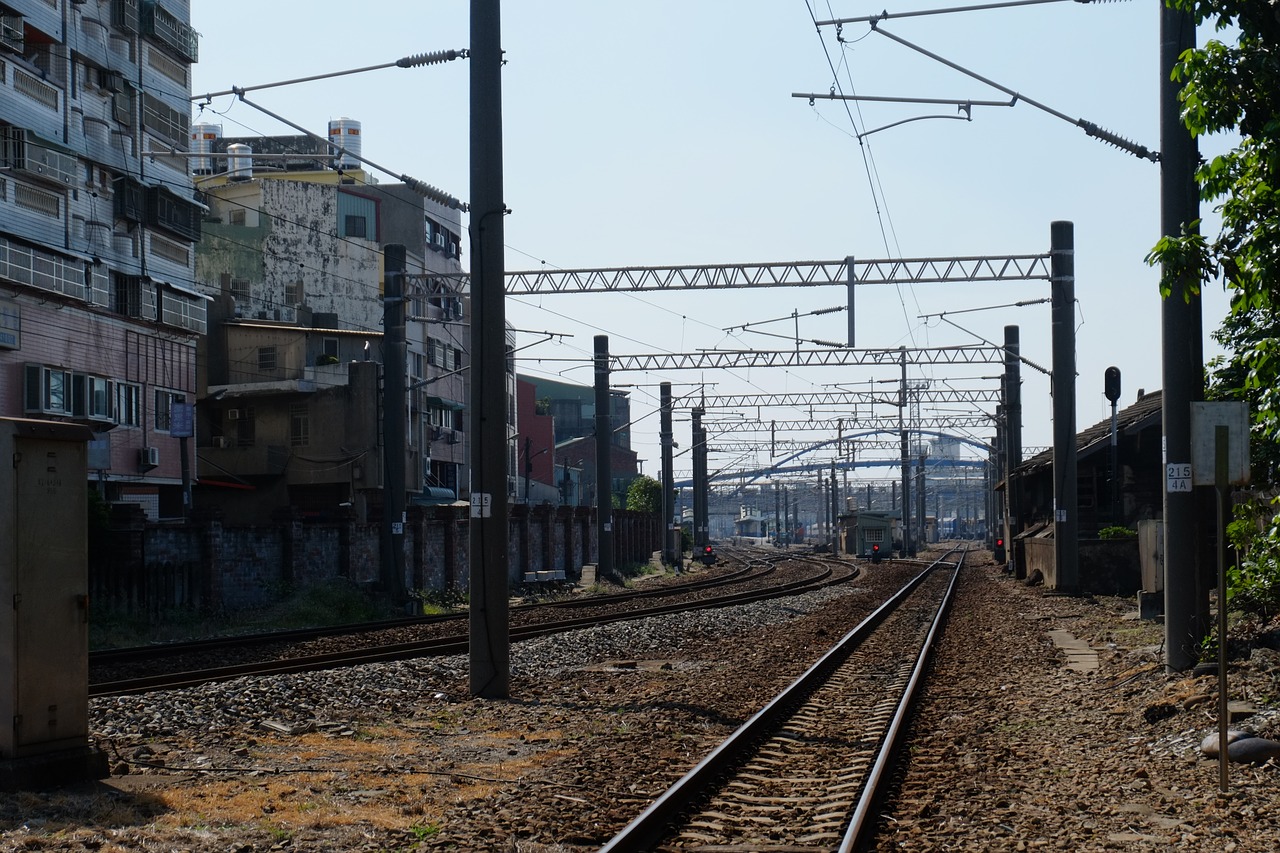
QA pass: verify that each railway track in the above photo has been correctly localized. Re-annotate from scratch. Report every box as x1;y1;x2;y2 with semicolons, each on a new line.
89;548;856;696
600;548;966;852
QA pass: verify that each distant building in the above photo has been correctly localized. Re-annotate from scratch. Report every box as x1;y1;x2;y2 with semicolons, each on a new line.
514;378;558;504
0;0;207;519
192;127;472;519
527;376;631;451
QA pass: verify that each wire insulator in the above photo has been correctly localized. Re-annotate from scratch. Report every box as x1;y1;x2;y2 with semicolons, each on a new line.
398;49;469;68
1080;121;1160;162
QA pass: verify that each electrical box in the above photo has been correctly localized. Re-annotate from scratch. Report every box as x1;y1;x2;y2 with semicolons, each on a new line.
0;417;106;789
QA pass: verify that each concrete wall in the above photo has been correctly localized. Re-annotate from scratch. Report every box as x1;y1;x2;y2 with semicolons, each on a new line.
91;503;659;616
1026;536;1141;596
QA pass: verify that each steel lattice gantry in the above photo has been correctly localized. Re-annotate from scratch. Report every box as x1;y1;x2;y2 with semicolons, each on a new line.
599;344;1005;373
703;415;994;433
502;254;1050;294
690;388;1003;408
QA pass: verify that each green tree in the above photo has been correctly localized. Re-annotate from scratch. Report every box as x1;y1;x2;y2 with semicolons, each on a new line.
1147;1;1280;630
625;475;663;513
1148;1;1280;455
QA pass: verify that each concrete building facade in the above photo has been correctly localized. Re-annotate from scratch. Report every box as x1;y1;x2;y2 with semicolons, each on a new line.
0;0;206;518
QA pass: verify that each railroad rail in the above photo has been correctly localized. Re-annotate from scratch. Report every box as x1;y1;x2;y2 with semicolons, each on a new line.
89;549;856;696
88;555;767;669
600;548;966;852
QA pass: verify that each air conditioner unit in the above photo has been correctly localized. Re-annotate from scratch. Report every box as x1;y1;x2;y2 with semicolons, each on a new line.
226;408;241;420
139;446;159;468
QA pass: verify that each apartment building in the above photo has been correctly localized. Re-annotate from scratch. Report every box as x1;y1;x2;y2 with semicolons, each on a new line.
0;0;206;518
192;131;473;520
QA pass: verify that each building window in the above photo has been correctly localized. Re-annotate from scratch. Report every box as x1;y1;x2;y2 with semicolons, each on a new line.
115;274;143;317
343;214;367;238
23;364;72;415
286;279;303;305
236;407;256;447
228;208;245;226
116;382;141;427
229;276;250;301
323;337;339;360
290;404;309;447
258;346;277;371
154;389;183;432
87;376;113;420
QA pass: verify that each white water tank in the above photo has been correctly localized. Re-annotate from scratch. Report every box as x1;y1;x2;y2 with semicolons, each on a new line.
226;143;252;181
189;123;222;175
328;117;361;170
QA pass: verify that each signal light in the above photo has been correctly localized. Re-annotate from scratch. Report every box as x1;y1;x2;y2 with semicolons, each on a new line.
994;537;1006;564
871;542;882;563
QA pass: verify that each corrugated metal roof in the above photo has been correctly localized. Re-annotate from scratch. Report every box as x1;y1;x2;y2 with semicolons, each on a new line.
1013;389;1164;476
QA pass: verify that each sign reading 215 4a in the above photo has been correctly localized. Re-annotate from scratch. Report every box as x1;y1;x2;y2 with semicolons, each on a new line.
1166;463;1192;493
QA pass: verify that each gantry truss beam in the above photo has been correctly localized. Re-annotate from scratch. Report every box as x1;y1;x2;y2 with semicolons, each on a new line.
503;254;1050;294
690;388;1002;408
606;345;1004;372
706;415;994;433
709;438;977;454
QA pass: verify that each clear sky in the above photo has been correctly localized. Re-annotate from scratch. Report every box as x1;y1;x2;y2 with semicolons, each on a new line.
190;1;1234;484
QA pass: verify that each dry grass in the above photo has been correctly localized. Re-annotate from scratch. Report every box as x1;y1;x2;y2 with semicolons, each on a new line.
118;713;582;841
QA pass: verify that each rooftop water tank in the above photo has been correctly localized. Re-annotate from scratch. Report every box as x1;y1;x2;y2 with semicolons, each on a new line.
189;123;222;175
227;143;252;181
328;117;361;171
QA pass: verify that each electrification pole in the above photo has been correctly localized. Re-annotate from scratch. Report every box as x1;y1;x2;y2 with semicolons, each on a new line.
382;244;407;600
1003;325;1022;576
468;0;509;699
660;382;676;567
593;335;613;578
899;346;911;556
1050;221;1078;592
1160;0;1204;673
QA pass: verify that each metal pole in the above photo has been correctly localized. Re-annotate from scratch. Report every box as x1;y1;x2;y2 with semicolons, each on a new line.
1215;425;1229;794
660;382;675;567
774;481;781;545
1110;398;1120;523
693;408;708;548
382;244;407;599
1004;325;1022;575
831;461;839;554
899;346;911;555
917;453;927;548
468;0;509;699
1161;0;1204;673
594;335;613;578
1051;221;1078;592
846;255;856;347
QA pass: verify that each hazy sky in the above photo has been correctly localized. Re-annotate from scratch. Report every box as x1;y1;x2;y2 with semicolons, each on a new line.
189;2;1235;482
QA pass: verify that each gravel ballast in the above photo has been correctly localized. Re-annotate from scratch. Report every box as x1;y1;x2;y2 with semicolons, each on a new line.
3;556;1277;851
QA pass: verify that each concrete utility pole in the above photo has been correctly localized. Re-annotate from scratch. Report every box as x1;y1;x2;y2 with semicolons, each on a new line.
468;0;509;699
899;347;911;555
1003;325;1022;575
830;461;839;554
382;243;407;599
692;407;708;548
1050;221;1078;592
593;335;613;578
917;453;927;548
660;382;676;567
1160;0;1204;673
